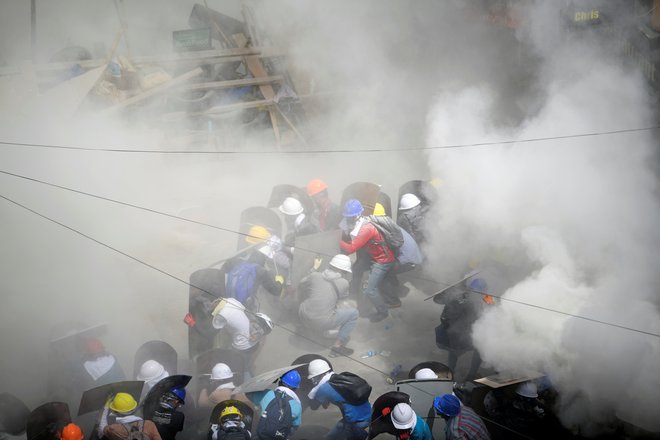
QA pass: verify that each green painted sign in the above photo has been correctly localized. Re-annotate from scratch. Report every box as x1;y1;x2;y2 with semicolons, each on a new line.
172;28;212;51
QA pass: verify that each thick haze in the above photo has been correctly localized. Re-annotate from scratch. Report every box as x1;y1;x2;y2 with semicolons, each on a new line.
1;0;659;436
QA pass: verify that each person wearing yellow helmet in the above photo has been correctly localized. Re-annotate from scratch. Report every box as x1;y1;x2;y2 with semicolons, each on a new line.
98;392;163;440
245;225;271;245
208;405;251;439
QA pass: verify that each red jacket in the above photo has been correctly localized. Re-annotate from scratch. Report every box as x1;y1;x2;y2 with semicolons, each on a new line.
340;221;395;264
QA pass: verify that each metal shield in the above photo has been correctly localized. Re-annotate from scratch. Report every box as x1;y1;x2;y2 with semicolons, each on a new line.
26;402;71;440
77;381;144;416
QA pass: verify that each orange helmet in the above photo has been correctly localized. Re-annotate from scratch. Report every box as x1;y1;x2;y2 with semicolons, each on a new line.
306;179;328;196
61;423;83;440
82;338;105;354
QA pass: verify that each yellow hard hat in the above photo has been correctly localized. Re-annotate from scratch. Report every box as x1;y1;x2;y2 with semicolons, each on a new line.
373;203;386;217
245;225;271;244
220;405;242;422
109;392;138;414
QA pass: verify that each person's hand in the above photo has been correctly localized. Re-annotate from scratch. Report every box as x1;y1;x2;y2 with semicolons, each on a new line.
275;275;284;285
183;313;197;327
313;258;322;270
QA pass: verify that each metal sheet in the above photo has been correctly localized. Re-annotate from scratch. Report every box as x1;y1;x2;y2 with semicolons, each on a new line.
236;207;283;251
340;182;381;216
0;392;30;435
77;381;144;416
408;361;454;380
194;348;246;396
368;391;410;439
188;269;225;359
26;402;71;440
396;380;454;440
133;341;178;379
289;230;341;290
142;375;192;420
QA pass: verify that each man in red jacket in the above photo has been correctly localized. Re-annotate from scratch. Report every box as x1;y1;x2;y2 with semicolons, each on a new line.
339;199;395;323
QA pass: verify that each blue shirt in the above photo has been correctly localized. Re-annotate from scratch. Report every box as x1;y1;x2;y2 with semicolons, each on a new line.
410;415;433;440
313;380;371;423
398;228;423;265
250;388;302;428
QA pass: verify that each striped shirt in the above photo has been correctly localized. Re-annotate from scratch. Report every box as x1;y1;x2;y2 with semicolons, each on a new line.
445;405;491;440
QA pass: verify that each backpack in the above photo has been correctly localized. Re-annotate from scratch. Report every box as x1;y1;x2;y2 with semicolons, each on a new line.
257;390;293;440
122;421;149;440
368;215;404;253
217;425;251;440
328;372;372;405
226;262;258;304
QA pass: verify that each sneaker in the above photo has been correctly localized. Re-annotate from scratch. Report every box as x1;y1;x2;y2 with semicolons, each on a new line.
331;346;354;356
369;311;389;323
386;300;402;309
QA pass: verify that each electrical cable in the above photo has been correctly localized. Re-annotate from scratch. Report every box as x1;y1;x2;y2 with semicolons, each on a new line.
2;167;659;340
0;125;658;154
0;192;619;440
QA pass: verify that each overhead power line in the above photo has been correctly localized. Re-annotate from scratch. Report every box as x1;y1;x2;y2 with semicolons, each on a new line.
2;168;659;341
0;125;659;154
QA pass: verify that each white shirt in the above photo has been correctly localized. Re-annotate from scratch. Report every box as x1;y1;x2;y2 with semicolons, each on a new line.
217;298;255;351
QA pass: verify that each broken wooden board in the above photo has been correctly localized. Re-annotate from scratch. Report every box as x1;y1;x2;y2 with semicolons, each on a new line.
473;371;545;388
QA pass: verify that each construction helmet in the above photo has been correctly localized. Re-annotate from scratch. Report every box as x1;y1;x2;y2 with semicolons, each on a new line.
170;386;186;403
342;199;363;218
329;254;352;273
307;359;331;379
281;370;301;389
468;278;487;293
137;360;165;382
433;394;461;417
61;423;83;440
399;193;421;210
279;197;304;216
246;225;271;244
516;381;539;398
373;203;386;216
109;392;138;414
211;363;234;380
82;338;105;355
414;368;437;380
255;312;274;335
220;405;242;423
391;403;416;429
306;179;328;197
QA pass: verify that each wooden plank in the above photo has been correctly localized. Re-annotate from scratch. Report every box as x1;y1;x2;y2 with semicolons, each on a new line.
163;98;273;119
101;67;203;114
180;75;283;91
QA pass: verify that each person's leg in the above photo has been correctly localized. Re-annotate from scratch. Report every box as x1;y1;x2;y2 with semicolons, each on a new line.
324;418;345;440
345;420;369;440
333;308;359;345
447;349;459;374
349;250;370;295
465;349;483;381
364;261;393;320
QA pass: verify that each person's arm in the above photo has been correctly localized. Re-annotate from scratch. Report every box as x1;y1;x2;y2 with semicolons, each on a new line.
97;401;110;437
339;224;374;254
145;420;163;440
259;267;284;296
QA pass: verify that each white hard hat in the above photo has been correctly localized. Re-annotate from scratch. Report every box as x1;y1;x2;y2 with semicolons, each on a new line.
307;359;331;379
516;381;538;398
279;197;304;216
211;363;234;380
258;244;274;259
391;403;417;430
399;193;421;210
137;360;165;382
212;314;227;329
255;312;274;334
329;254;352;273
415;368;437;380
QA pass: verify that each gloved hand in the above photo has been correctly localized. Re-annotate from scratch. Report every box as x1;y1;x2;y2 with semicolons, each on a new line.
183;313;197;327
275;275;284;285
313;257;322;270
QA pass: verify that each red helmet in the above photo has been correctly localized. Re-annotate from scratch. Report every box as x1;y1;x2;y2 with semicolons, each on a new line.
61;423;84;440
306;179;328;196
82;338;105;354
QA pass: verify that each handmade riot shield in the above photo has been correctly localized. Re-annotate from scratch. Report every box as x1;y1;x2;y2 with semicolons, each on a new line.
25;402;71;440
424;270;480;303
0;392;29;436
194;349;245;398
290;354;334;411
376;191;392;217
189;268;226;358
267;185;315;216
288;230;341;292
396;379;454;439
133;341;178;380
232;364;305;395
237;207;283;251
78;381;143;416
408;361;454;381
209;400;254;431
340;182;381;216
368;391;410;439
142;375;192;420
47;323;107;404
398;180;438;211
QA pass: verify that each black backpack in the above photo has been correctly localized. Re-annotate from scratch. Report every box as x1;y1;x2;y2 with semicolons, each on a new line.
368;215;404;253
328;372;372;405
256;390;293;440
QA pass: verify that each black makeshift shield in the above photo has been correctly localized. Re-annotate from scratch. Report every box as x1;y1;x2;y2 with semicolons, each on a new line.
26;402;71;440
77;381;143;416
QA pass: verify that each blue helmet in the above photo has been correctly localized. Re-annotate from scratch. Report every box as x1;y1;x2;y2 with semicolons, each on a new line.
343;199;363;217
433;394;460;417
170;386;186;403
468;278;487;293
280;370;301;389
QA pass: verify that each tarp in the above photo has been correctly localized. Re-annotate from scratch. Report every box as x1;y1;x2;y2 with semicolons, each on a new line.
232;364;306;395
340;182;381;216
236;207;283;251
368;391;410;439
133;341;178;379
78;381;143;416
209;400;254;431
26;402;71;440
408;361;454;380
396;379;454;439
142;375;192;420
0;392;30;435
